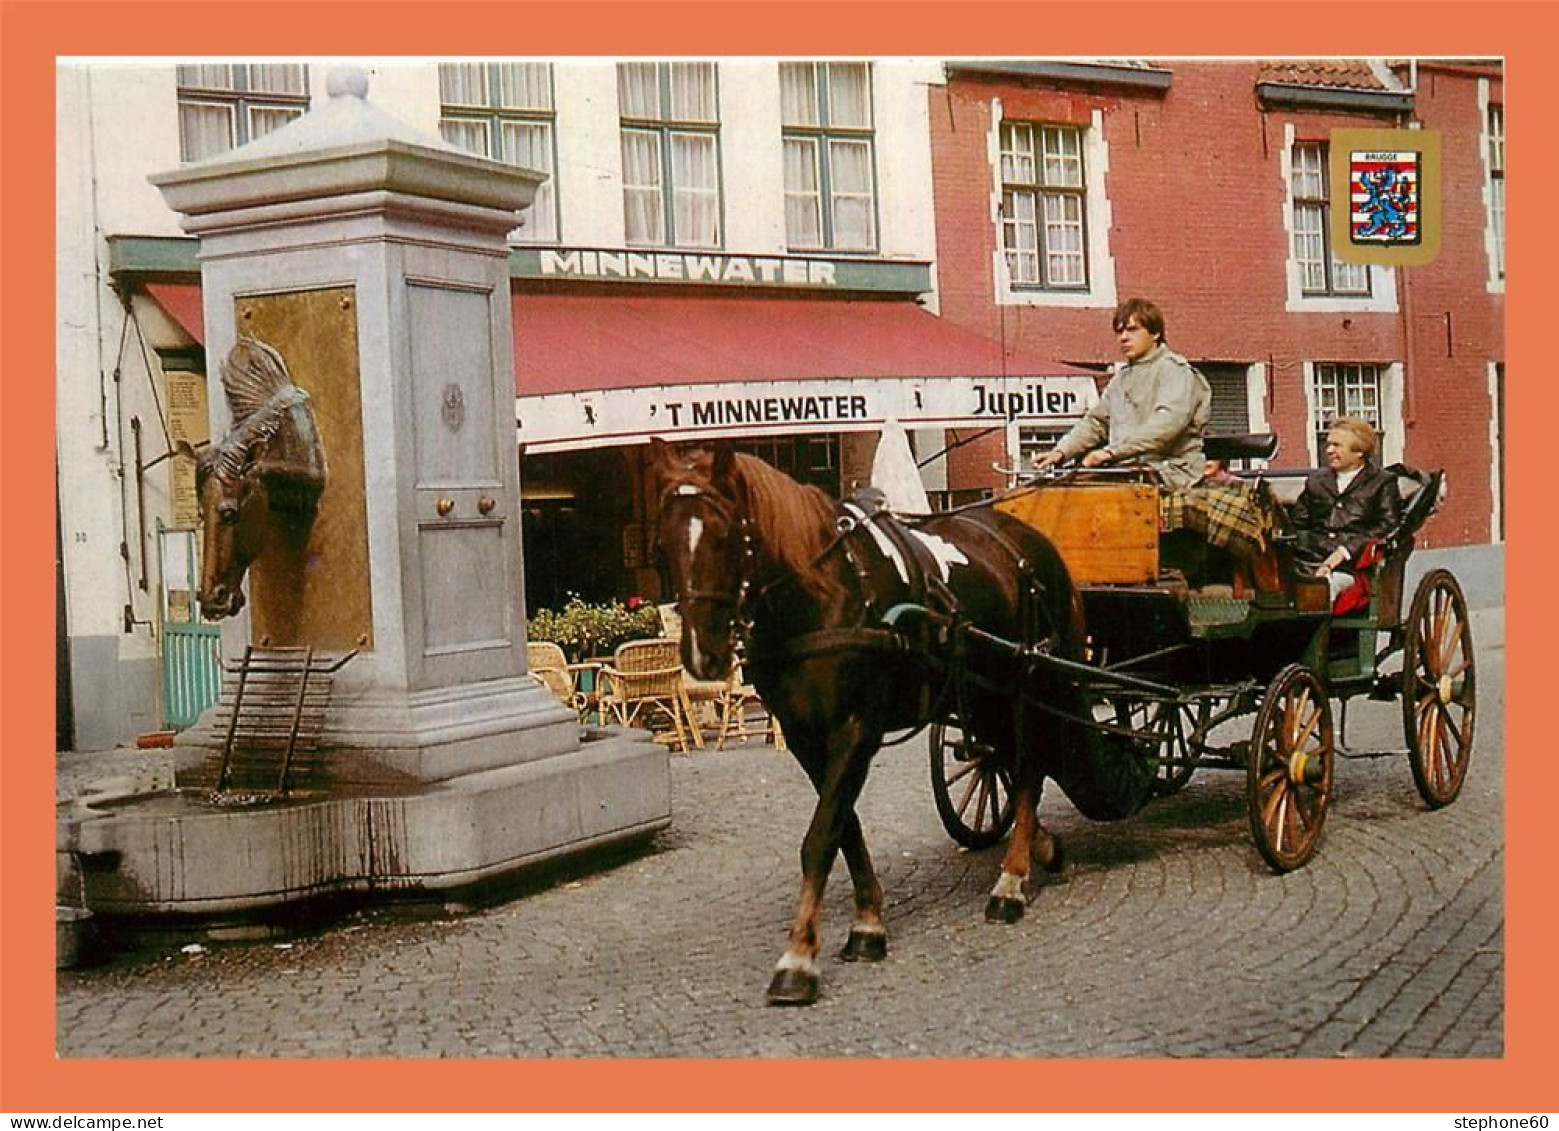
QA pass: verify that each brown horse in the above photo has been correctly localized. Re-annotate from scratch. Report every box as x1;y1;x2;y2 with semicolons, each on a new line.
651;439;1152;1005
177;338;326;621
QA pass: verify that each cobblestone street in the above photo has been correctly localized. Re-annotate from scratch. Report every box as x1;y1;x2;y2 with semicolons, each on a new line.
56;621;1503;1059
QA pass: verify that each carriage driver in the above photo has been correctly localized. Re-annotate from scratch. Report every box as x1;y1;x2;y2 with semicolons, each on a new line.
1031;298;1210;491
1033;298;1284;592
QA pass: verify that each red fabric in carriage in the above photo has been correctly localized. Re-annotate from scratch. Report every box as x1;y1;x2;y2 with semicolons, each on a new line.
1332;539;1386;615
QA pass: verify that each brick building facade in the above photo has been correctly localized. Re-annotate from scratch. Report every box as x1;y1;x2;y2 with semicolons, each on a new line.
928;60;1504;549
56;58;1503;748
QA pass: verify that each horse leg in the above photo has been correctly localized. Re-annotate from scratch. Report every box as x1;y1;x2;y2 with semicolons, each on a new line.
767;719;877;1006
984;770;1064;922
836;810;887;963
781;725;887;965
986;776;1037;923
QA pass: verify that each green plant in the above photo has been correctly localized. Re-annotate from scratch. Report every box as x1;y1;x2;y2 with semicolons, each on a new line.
527;595;664;662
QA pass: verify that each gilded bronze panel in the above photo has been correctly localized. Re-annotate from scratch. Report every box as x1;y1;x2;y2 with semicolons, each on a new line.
235;287;374;650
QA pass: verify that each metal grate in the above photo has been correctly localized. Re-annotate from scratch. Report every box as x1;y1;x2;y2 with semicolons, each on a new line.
212;646;356;798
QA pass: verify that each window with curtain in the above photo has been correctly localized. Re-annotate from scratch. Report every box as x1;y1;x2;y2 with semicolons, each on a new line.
616;62;721;248
1292;142;1370;296
439;62;559;242
780;62;877;252
999;122;1088;289
176;64;309;163
1312;362;1383;456
1487;103;1505;280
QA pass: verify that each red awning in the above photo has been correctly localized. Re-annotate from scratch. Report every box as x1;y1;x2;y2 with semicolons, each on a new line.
146;283;207;345
144;283;1091;391
511;292;1088;394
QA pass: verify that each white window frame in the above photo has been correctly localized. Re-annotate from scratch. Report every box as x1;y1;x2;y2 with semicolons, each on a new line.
618;62;723;250
1011;420;1075;470
1302;360;1403;467
780;62;878;253
999;122;1089;290
1488;360;1503;542
1480;79;1505;294
991;102;1116;309
1282;125;1399;314
1246;362;1271;439
176;63;309;163
439;63;559;244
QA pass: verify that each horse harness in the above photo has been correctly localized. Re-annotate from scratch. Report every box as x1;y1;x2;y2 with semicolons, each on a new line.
739;490;1068;737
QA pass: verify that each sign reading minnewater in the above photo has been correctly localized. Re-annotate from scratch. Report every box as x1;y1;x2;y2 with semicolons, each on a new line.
514;247;933;294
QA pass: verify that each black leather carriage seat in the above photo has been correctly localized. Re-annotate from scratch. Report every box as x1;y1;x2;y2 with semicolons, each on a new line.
1360;465;1444;627
1202;432;1279;464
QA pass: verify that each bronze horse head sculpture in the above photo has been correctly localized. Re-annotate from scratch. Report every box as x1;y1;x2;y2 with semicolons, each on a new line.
177;338;326;620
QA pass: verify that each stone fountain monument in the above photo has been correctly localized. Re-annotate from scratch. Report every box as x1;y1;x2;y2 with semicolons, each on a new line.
58;69;670;934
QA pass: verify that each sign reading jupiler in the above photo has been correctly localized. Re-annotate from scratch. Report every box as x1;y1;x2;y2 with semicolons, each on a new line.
516;376;1099;452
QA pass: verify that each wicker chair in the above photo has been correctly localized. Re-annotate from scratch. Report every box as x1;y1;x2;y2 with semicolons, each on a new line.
525;641;590;722
714;662;785;750
655;602;724;745
654;603;781;750
597;638;704;752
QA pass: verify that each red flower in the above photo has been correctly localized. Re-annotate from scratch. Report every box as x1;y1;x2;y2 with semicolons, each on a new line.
625;596;644;611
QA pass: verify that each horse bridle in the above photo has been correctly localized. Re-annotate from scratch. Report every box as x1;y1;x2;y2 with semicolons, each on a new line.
664;482;760;651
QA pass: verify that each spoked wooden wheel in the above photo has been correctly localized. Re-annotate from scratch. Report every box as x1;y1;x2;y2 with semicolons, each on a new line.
1402;569;1476;808
1247;664;1334;873
930;719;1016;848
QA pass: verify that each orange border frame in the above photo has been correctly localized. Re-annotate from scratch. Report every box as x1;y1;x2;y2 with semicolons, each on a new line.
3;0;1551;1113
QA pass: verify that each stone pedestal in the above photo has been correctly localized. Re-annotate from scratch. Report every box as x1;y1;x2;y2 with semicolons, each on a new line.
56;69;670;925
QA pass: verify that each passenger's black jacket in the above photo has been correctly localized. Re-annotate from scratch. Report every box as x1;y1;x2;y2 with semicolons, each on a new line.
1289;463;1404;570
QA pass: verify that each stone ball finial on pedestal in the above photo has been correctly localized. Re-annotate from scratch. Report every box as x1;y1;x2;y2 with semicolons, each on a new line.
326;66;370;100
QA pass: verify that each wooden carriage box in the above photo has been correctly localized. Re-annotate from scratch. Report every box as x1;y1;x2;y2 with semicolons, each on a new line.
996;483;1159;584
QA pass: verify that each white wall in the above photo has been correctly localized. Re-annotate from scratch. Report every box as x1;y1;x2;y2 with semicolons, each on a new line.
553;62;626;247
546;58;941;259
873;60;941;262
58;63;167;746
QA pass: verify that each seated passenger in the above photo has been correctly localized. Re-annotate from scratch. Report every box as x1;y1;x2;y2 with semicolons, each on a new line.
1290;418;1404;604
1032;297;1209;490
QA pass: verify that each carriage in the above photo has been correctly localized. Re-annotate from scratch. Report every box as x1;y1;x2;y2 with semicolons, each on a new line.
928;435;1475;873
650;434;1475;1004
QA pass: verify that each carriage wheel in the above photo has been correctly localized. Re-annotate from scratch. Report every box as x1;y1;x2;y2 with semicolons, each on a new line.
1402;569;1477;808
1247;664;1334;873
1148;701;1199;797
1102;699;1197;797
930;720;1016;849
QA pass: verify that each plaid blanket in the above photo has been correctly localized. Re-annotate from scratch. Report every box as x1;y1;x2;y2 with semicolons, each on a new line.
1160;480;1278;556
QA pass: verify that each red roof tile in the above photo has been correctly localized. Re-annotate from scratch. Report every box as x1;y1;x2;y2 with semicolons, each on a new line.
1256;60;1394;92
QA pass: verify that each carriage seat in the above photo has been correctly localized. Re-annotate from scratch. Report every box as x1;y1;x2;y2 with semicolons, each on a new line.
1202;432;1278;463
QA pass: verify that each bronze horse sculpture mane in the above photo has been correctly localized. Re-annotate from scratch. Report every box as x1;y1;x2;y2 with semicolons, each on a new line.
651;439;1154;1005
178;338;327;621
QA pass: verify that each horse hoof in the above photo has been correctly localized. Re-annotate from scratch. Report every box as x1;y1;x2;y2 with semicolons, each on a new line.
766;966;820;1006
1042;834;1067;875
985;895;1025;924
839;929;888;963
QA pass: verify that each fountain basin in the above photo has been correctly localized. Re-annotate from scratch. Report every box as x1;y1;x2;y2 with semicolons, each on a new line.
58;727;670;918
